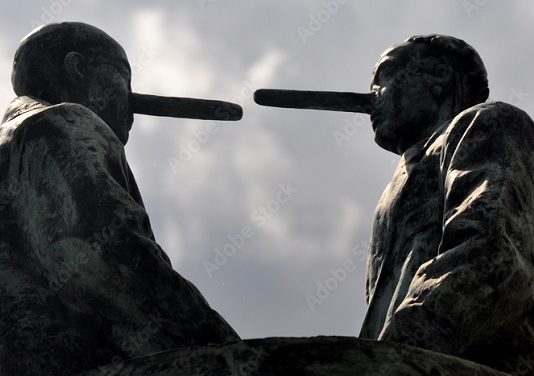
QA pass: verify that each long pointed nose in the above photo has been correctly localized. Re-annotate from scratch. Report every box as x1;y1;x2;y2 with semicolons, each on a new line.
131;93;243;121
254;89;376;114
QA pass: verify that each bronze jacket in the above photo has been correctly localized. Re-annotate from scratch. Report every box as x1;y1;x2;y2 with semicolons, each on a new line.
360;101;534;374
0;97;238;375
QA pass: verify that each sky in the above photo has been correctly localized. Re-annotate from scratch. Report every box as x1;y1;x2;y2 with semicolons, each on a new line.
1;1;533;340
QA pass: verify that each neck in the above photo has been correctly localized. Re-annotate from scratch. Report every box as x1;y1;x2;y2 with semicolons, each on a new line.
396;99;457;154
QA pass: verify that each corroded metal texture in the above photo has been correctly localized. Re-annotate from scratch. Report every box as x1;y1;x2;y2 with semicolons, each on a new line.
78;337;510;376
0;97;239;375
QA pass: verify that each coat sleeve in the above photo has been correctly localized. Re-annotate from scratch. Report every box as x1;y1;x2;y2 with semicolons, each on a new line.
378;102;534;355
11;103;239;359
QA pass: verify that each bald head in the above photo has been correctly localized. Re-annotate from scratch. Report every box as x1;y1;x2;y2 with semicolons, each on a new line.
11;22;133;144
12;22;130;103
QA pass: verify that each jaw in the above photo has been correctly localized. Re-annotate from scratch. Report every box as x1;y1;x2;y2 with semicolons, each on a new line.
373;105;452;155
374;132;401;155
372;118;405;155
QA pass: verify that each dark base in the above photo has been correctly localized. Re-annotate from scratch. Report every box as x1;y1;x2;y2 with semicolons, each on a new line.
78;336;508;376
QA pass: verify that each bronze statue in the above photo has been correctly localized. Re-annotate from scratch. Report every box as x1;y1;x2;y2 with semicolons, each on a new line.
0;22;241;375
1;20;531;375
255;35;534;374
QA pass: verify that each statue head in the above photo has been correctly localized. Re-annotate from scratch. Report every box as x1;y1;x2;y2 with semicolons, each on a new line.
370;35;489;154
11;22;133;144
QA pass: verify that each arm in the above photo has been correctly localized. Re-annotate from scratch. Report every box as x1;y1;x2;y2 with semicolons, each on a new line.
12;104;238;357
378;103;534;355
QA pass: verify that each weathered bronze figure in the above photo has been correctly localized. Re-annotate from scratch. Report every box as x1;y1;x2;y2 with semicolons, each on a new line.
1;20;529;375
0;22;241;375
256;35;534;375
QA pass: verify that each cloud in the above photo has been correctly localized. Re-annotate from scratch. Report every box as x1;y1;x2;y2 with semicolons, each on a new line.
2;0;533;341
246;49;286;89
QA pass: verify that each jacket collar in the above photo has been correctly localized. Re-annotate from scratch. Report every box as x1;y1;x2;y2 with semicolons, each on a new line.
1;96;50;124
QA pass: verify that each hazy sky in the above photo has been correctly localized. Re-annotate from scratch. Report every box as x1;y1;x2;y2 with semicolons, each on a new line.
1;1;533;339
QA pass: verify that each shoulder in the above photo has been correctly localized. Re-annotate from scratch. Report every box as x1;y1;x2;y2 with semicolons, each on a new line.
0;100;130;202
15;102;121;148
439;101;534;170
443;101;534;154
445;101;534;140
0;101;126;177
0;102;125;171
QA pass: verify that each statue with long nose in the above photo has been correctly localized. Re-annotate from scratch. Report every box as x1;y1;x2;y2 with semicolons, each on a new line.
256;35;534;375
0;22;241;375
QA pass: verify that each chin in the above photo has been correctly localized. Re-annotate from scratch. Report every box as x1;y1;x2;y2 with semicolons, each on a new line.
374;129;401;155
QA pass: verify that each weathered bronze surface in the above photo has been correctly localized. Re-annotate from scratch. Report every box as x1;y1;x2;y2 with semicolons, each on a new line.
79;337;509;376
255;35;534;375
2;19;531;375
0;22;240;375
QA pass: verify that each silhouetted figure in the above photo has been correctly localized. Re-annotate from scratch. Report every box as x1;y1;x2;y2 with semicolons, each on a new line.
361;36;534;375
0;22;240;375
255;35;534;375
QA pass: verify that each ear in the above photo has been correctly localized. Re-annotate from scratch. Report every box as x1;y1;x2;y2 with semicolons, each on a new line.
63;52;86;81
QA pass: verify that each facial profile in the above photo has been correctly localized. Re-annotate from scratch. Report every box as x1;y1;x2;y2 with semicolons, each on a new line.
370;43;451;154
370;35;489;155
